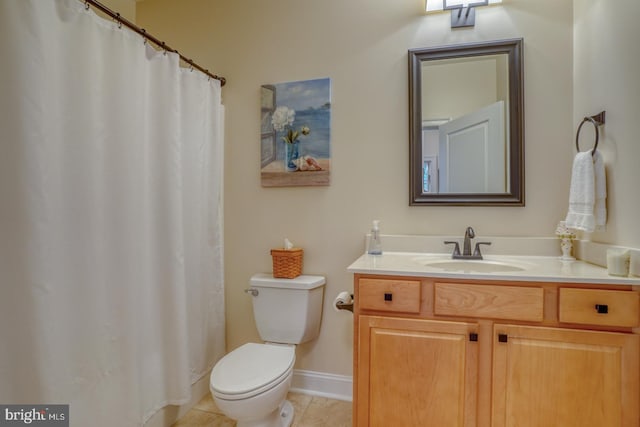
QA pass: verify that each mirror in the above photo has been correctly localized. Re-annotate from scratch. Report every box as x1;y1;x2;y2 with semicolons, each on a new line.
409;38;524;206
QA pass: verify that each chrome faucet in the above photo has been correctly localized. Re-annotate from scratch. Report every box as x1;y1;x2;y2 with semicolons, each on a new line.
444;227;491;260
462;226;475;257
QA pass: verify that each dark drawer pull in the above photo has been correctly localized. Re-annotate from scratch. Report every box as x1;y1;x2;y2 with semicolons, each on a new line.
595;304;609;314
498;333;508;343
384;293;393;301
469;333;478;342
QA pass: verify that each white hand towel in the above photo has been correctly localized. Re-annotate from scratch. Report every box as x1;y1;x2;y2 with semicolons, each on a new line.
565;151;606;232
593;151;607;230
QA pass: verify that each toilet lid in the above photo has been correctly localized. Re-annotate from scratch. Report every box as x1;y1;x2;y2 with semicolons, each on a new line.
210;343;295;396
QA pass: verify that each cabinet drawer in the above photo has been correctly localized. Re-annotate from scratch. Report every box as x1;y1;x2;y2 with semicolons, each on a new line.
559;288;640;327
358;278;421;313
434;282;544;322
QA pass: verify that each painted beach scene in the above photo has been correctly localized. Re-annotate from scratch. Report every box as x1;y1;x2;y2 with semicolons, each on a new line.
260;78;331;187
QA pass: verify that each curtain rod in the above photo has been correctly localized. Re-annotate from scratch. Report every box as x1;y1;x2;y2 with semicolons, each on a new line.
83;0;226;86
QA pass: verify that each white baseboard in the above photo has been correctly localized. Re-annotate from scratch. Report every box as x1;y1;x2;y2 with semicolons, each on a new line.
290;369;353;402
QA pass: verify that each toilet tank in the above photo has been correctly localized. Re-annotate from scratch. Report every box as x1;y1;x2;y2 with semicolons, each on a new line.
249;273;325;344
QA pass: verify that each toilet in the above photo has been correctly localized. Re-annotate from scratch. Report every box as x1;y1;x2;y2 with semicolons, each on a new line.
210;273;325;427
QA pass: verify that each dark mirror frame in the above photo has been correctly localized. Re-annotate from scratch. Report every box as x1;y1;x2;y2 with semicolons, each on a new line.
409;38;524;206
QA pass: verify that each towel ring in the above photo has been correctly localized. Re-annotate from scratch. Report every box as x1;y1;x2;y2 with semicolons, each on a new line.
575;111;605;156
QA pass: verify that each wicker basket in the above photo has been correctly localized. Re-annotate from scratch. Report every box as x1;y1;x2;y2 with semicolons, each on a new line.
271;248;303;279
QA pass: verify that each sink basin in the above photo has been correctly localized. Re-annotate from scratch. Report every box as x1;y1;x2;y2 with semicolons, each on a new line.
418;259;527;273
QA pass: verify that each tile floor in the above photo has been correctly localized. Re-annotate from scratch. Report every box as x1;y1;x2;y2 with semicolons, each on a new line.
172;392;352;427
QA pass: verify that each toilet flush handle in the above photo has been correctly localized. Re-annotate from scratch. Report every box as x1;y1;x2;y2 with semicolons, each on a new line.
244;288;259;297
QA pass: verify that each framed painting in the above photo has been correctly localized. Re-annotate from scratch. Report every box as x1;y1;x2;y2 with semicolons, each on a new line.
260;78;331;187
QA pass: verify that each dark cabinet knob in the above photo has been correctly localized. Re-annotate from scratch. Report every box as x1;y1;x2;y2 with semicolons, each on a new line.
384;293;393;301
595;304;609;314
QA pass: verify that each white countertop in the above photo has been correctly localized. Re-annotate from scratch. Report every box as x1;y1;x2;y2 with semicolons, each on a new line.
347;252;640;286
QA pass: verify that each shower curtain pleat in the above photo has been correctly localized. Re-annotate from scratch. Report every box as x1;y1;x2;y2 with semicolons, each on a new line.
0;1;225;425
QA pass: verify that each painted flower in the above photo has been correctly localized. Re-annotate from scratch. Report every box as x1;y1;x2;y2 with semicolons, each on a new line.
271;106;295;132
271;106;311;144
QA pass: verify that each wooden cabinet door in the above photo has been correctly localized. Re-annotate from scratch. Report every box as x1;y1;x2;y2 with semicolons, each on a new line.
358;315;479;427
492;324;640;427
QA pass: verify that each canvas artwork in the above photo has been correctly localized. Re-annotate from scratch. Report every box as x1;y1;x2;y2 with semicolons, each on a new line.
260;78;331;187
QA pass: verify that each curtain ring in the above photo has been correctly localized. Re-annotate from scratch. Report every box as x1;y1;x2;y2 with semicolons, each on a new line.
85;1;90;10
575;117;599;156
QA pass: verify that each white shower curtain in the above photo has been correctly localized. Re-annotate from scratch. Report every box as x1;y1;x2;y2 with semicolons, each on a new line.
0;1;225;425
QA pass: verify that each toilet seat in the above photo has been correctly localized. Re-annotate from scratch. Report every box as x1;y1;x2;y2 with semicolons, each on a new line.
210;343;295;401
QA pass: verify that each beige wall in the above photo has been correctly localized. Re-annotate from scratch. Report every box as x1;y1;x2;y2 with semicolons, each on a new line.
136;0;574;376
99;0;136;22
573;0;640;248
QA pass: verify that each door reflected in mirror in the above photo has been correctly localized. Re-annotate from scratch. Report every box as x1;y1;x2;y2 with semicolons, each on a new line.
409;39;524;205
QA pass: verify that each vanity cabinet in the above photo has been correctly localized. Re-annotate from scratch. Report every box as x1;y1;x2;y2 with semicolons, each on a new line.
353;275;640;427
358;315;479;427
492;324;639;427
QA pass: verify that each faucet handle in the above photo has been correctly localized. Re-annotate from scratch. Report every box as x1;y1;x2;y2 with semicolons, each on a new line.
444;241;461;257
473;242;492;259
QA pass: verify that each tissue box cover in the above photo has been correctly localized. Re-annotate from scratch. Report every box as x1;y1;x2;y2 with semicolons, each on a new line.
271;248;303;279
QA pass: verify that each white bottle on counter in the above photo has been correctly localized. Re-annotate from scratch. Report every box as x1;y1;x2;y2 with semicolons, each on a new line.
367;220;382;255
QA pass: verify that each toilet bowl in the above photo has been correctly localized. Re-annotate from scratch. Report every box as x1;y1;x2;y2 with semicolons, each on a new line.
209;273;326;427
210;343;295;427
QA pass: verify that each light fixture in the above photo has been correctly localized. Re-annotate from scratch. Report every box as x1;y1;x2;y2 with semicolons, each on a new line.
425;0;502;28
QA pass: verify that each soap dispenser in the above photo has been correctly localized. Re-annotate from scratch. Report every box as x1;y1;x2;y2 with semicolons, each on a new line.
367;220;382;255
